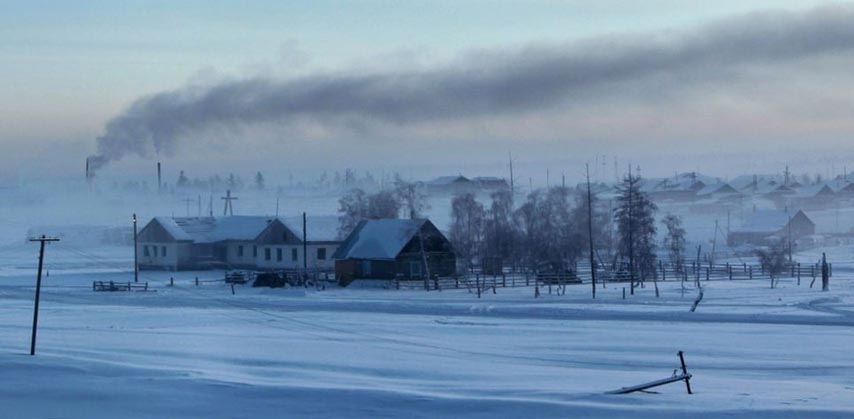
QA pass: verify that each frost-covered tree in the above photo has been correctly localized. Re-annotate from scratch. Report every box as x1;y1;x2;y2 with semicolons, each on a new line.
614;170;658;281
255;171;265;190
337;188;369;238
482;189;518;272
513;187;581;273
367;190;400;219
394;176;430;219
662;214;686;271
449;193;484;272
756;240;787;288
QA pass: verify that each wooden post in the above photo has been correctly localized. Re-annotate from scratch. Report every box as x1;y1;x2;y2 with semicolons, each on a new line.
622;287;626;300
749;266;752;280
170;277;174;286
705;267;709;281
678;351;693;394
797;262;801;285
133;214;138;283
822;253;830;292
195;277;199;286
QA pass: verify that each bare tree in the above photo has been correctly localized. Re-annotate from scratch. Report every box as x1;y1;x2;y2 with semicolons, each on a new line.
662;213;687;272
394;176;430;219
337;188;369;238
756;239;787;288
367;190;400;219
482;189;518;272
449;193;484;273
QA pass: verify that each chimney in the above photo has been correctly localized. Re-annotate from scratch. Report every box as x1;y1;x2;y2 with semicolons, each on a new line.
157;162;162;193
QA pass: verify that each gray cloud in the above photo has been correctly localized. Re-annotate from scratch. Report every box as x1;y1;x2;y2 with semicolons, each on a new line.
89;4;854;171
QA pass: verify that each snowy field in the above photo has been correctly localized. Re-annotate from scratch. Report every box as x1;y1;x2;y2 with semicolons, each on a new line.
2;266;854;418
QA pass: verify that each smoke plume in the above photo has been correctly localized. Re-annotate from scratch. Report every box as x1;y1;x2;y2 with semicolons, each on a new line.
87;5;854;172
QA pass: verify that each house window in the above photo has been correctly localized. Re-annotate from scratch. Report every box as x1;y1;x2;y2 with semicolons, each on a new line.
276;248;282;262
253;246;258;258
153;246;158;257
292;248;298;261
161;246;167;257
265;248;271;261
238;245;244;257
143;246;150;257
317;248;327;260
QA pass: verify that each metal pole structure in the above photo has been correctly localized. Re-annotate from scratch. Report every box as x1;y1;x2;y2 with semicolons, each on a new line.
586;164;597;299
133;213;139;283
303;212;308;272
29;235;60;355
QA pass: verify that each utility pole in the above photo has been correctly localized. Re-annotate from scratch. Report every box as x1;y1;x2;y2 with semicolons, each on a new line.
586;164;597;299
221;189;237;216
133;214;138;283
303;212;308;272
182;197;192;216
508;151;515;197
29;235;59;355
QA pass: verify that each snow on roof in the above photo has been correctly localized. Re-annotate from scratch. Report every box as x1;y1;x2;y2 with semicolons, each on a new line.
280;215;341;242
154;216;277;243
696;183;737;196
427;175;470;186
735;210;802;234
793;183;834;198
333;219;427;260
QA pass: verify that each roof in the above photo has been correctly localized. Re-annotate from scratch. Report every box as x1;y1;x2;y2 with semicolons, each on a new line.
332;218;427;260
427;175;470;186
696;183;738;196
150;215;341;244
154;216;278;243
734;210;808;234
793;183;834;198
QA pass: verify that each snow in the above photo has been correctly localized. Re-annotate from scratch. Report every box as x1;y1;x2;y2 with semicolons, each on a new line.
334;219;425;260
3;251;854;417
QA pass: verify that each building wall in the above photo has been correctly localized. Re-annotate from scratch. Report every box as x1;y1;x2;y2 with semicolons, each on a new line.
138;242;189;270
255;243;338;270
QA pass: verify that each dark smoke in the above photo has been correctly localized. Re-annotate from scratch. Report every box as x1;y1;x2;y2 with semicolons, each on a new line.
88;5;854;171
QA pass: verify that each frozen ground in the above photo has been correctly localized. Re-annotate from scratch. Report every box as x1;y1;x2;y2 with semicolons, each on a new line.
1;263;854;418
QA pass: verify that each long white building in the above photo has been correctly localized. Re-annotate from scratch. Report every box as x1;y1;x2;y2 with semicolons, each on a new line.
137;215;340;271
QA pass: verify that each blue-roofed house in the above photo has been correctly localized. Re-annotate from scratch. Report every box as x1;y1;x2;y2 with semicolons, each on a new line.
332;218;456;286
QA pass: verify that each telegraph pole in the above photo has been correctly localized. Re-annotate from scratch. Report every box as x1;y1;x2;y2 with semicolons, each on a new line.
303;212;308;272
586;164;597;299
29;235;59;355
133;214;139;283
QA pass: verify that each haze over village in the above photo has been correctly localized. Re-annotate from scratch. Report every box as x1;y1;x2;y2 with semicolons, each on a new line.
3;2;854;418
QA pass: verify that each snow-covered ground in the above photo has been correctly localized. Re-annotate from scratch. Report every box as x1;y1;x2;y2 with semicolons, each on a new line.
2;264;853;418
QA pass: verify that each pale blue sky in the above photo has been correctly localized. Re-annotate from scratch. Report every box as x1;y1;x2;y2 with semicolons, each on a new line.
0;1;849;179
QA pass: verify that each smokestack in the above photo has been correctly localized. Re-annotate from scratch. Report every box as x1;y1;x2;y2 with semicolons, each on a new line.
85;158;93;191
157;162;162;193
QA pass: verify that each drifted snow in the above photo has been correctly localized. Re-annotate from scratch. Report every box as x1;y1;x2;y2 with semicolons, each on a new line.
1;267;853;418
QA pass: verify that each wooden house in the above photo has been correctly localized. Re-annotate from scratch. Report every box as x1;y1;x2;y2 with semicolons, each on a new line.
727;209;815;247
333;219;456;286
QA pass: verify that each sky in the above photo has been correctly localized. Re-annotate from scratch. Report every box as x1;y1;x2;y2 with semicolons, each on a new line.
2;0;854;184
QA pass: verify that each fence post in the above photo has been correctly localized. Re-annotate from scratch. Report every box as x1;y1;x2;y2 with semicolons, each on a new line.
728;265;732;281
797;263;801;285
622;287;626;300
705;267;709;281
749;266;753;280
195;277;199;286
502;273;506;288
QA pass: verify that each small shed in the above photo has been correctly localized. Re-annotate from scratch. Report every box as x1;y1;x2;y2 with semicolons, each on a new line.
332;218;456;286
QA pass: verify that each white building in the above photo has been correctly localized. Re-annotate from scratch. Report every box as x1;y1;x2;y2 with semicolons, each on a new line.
137;215;340;271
